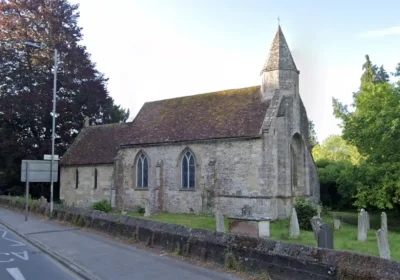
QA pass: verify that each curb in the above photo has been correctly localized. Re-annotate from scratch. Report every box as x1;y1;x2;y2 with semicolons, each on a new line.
0;219;100;280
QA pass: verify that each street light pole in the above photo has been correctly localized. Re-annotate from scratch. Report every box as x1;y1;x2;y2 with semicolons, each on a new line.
50;49;58;214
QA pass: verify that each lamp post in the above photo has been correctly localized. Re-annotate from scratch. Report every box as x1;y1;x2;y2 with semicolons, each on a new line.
24;42;58;214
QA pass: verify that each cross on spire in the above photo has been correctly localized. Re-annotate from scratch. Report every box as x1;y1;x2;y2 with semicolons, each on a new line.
278;17;280;26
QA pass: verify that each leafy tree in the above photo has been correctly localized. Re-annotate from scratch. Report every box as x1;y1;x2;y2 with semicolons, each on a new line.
332;55;400;210
313;135;362;165
0;0;129;195
308;120;318;150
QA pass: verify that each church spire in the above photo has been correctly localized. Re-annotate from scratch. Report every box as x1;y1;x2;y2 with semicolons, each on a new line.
261;25;298;74
260;25;300;100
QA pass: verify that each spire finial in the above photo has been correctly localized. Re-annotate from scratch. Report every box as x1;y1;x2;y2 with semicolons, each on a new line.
278;17;280;26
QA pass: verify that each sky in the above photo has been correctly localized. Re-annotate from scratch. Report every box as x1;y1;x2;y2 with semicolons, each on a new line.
70;0;400;143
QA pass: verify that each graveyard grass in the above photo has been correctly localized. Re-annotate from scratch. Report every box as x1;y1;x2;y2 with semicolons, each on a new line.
124;211;400;261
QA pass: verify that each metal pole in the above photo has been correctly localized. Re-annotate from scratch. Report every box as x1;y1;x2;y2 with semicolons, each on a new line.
25;162;29;222
50;49;58;214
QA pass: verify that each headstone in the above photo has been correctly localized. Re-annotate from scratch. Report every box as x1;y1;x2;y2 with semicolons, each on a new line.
317;205;322;218
121;210;127;215
310;216;323;240
334;218;341;230
258;220;270;238
358;209;367;241
144;201;151;217
317;223;334;249
215;211;225;233
365;211;370;230
381;212;388;233
289;208;300;238
376;229;390;260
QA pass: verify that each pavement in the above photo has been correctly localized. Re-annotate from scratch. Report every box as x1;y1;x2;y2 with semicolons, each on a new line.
0;208;241;280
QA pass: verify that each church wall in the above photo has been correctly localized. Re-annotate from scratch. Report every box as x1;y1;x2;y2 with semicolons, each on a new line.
116;138;280;218
60;164;114;207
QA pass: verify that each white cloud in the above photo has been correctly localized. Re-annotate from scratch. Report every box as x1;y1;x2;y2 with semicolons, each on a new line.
360;26;400;38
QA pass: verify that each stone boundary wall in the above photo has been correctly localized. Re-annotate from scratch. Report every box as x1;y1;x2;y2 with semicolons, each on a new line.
1;196;399;280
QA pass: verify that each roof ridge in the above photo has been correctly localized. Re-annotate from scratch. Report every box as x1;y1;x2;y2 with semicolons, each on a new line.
143;85;260;105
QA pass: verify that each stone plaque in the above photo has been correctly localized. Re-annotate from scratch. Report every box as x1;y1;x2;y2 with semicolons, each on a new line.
317;223;334;249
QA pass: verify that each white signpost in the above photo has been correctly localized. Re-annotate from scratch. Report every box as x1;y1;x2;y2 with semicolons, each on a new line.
20;159;58;221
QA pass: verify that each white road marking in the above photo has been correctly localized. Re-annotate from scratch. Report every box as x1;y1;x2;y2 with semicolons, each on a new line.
0;253;14;263
11;251;29;261
0;230;25;247
6;267;26;280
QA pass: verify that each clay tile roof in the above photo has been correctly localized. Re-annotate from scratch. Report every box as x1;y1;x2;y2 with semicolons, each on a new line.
122;85;270;146
60;123;129;166
262;25;298;73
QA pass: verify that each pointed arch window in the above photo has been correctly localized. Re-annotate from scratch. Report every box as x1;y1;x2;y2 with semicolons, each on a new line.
182;151;195;189
136;153;148;188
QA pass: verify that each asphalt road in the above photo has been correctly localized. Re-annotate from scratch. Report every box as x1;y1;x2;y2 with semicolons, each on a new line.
0;224;80;280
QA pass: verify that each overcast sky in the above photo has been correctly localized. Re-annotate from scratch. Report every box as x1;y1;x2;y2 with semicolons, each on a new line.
70;0;400;142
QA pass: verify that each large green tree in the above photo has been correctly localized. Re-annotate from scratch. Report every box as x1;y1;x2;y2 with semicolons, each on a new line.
0;0;129;195
332;55;400;210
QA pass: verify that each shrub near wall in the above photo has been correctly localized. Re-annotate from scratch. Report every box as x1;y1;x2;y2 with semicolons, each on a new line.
0;196;399;280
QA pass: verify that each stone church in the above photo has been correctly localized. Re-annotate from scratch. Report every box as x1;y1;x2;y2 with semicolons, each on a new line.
60;26;320;219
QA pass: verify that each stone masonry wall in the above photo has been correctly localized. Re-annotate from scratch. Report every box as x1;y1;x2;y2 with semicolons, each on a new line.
1;196;399;280
116;138;287;218
60;165;114;207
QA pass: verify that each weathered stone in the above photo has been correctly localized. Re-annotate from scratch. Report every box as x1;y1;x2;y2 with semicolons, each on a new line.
381;212;388;233
144;201;151;217
334;218;341;230
317;223;334;249
310;216;323;240
215;211;225;233
258;220;270;238
241;205;252;216
377;229;390;260
358;209;368;242
317;205;322;218
289;208;300;238
365;211;370;230
121;210;127;215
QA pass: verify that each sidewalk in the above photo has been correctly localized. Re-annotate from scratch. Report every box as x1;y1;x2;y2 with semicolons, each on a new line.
0;208;240;280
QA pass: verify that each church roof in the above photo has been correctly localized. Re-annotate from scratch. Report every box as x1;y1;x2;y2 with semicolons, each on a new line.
261;26;298;73
121;85;270;146
60;123;129;166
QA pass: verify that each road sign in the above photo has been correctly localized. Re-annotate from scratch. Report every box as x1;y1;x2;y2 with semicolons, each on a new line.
43;154;59;161
20;160;58;183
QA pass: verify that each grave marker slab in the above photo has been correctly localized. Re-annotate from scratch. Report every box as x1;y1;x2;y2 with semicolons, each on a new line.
215;211;225;233
334;218;341;230
317;223;334;249
290;208;300;238
358;209;367;242
377;229;390;260
381;212;388;233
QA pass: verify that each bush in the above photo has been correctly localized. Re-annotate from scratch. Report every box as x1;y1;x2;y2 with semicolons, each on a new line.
136;205;145;214
293;199;317;231
91;200;112;213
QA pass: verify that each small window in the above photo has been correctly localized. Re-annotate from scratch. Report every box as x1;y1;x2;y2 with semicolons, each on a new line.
94;168;98;189
182;151;195;189
75;169;79;189
136;153;148;188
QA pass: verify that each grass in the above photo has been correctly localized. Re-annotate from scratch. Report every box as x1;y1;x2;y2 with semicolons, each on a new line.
119;210;400;261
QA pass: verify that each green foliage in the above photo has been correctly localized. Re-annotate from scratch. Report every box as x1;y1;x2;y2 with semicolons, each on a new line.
313;135;362;165
91;200;112;213
332;56;400;210
308;120;318;150
293;199;317;231
135;206;145;214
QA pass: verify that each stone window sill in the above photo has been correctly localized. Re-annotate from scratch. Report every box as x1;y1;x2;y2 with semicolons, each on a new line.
134;188;149;191
179;188;196;192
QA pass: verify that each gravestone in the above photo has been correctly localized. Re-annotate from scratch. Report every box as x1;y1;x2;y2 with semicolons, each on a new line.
365;211;370;230
215;211;225;233
358;209;367;242
289;208;300;238
317;223;334;249
381;212;388;233
144;201;151;217
334;218;341;230
121;210;127;215
310;216;323;240
317;205;322;218
377;229;390;260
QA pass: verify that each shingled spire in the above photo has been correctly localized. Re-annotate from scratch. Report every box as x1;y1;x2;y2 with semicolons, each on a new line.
261;25;300;100
262;26;298;73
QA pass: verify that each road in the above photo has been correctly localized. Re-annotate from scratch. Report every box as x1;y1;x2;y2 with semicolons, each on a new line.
0;224;80;280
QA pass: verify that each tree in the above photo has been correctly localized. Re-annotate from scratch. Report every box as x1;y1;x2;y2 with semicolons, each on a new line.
312;135;362;165
308;120;318;150
332;55;400;210
0;0;129;195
